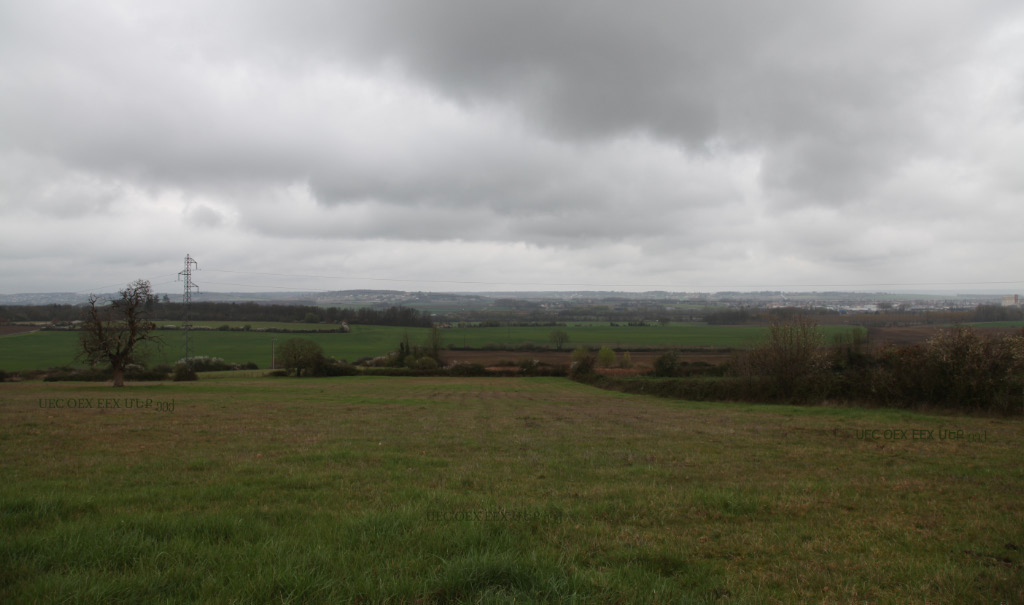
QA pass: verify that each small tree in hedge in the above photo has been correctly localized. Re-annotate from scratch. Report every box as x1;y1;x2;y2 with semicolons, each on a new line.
652;351;682;377
596;346;617;367
749;317;827;398
277;338;325;376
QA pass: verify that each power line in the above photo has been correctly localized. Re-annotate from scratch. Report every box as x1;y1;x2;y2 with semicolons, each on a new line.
74;274;180;296
200;280;333;292
200;268;1024;291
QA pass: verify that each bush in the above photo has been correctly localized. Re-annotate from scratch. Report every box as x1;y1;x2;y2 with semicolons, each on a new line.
311;358;360;376
746;318;829;401
569;354;596;379
518;358;541;373
172;363;198;381
44;367;109;382
596;346;617;368
868;327;1024;412
412;357;439;371
125;365;170;381
652;351;682;377
571;346;591;363
448;363;488;377
181;356;233;372
44;364;170;382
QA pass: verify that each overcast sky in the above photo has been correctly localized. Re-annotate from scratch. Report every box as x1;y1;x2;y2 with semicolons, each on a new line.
2;1;1022;295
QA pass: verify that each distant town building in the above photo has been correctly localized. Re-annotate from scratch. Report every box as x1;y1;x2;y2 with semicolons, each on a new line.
1002;295;1020;307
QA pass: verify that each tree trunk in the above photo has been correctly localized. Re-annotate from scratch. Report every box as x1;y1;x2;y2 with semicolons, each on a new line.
112;366;125;387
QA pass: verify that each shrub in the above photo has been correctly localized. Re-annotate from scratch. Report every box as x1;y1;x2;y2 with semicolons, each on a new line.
124;365;170;381
412;357;439;371
172;364;198;381
571;346;591;363
311;358;360;376
44;367;108;382
746;318;829;400
516;359;567;376
596;346;617;367
181;356;233;372
906;327;1024;412
44;364;170;382
569;354;596;379
448;363;488;377
652;351;682;377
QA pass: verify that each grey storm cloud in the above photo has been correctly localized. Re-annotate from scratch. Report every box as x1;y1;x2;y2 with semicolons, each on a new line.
250;0;1017;202
0;0;1022;293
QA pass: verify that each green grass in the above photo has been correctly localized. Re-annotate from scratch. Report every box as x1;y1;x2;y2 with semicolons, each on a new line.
154;320;342;330
0;323;864;371
1;376;1020;602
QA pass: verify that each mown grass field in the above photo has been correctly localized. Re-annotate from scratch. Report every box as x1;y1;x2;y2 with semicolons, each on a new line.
0;323;865;372
1;376;1021;602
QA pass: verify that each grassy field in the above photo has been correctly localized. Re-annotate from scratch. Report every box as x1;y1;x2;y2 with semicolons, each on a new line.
1;376;1021;602
0;323;865;372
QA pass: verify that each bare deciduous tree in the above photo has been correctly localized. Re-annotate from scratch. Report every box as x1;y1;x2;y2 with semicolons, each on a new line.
549;329;570;351
79;279;160;387
749;317;827;397
277;337;325;376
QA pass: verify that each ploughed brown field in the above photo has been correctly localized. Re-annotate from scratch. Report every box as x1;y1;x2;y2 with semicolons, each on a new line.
442;349;735;377
866;325;1023;347
0;325;39;336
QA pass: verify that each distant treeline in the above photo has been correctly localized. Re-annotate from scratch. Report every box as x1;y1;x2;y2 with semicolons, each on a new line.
0;301;433;328
2;301;1018;328
702;305;1018;326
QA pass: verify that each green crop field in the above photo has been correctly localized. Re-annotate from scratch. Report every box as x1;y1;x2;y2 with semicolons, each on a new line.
1;376;1020;602
0;323;865;372
0;325;423;371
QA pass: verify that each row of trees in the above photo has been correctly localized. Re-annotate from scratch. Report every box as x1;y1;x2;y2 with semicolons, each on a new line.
2;300;432;327
734;319;1024;413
